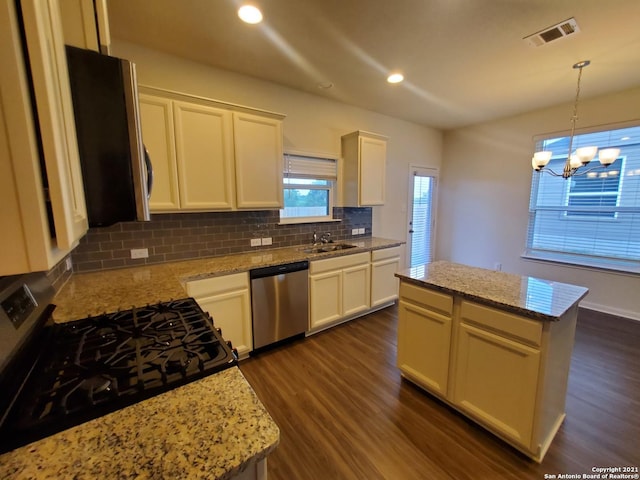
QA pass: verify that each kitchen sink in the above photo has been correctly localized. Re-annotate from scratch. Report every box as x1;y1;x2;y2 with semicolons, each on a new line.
300;243;358;254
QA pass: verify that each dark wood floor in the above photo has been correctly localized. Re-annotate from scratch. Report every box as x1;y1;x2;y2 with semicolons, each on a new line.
239;305;640;480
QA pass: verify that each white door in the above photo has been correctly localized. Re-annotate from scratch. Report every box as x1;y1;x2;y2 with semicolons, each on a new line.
407;167;438;267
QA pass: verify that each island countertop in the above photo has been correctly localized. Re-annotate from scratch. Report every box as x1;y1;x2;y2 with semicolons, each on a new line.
0;367;279;479
395;261;589;321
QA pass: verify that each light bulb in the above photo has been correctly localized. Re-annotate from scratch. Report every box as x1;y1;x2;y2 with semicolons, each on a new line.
238;5;263;24
598;148;620;166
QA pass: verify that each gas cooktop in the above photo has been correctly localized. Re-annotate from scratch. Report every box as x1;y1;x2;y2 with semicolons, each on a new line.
0;284;237;454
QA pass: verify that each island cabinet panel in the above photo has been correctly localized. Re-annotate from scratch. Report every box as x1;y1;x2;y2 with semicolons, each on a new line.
394;266;585;463
398;297;452;397
453;321;540;450
186;273;253;359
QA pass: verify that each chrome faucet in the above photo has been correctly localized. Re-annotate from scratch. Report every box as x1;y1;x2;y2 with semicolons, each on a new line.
321;232;331;244
312;231;318;245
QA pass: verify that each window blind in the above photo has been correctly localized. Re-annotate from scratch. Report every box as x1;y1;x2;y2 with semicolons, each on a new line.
284;154;337;180
526;125;640;273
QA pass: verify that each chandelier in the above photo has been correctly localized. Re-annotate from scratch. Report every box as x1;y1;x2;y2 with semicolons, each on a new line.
531;60;620;179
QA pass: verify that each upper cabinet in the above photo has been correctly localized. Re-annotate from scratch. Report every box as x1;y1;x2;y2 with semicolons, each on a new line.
138;87;284;213
342;131;388;207
59;0;110;53
233;112;284;209
0;0;88;276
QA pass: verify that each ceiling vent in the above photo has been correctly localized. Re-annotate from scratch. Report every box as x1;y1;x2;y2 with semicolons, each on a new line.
524;18;580;47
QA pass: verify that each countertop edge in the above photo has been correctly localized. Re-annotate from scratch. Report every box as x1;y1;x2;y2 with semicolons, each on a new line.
396;262;589;321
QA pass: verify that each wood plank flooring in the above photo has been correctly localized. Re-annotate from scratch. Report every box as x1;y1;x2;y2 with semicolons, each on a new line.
239;306;640;480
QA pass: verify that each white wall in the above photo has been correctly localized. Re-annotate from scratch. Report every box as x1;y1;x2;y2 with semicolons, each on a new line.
439;87;640;320
112;41;442;264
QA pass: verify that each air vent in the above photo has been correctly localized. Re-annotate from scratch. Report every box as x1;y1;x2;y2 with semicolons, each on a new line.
524;18;580;47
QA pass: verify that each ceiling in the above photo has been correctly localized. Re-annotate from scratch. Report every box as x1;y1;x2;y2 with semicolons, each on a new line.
107;0;640;130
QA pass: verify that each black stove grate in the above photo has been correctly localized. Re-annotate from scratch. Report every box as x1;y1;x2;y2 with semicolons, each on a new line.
0;298;236;453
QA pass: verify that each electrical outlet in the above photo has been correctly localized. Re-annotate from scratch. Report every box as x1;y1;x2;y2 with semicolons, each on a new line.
250;238;261;247
65;257;72;271
358;228;365;234
261;237;272;246
130;248;149;259
352;228;359;235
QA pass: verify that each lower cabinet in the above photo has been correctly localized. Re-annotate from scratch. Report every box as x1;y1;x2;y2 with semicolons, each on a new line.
396;279;577;462
453;321;540;448
370;246;401;307
186;272;253;359
397;283;453;397
309;252;370;331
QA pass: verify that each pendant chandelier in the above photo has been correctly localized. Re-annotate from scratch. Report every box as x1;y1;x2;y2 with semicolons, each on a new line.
531;60;620;179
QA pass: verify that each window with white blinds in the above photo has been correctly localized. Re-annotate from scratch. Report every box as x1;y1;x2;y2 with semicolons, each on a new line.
525;125;640;273
280;154;337;223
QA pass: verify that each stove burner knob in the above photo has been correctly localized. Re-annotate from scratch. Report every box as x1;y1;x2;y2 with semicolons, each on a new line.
226;340;233;349
216;327;223;336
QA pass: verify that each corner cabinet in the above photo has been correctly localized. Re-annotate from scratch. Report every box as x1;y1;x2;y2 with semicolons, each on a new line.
0;0;88;276
186;273;253;359
138;87;284;213
341;131;387;206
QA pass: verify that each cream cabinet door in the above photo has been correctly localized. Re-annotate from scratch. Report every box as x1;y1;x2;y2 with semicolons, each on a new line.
359;135;386;205
453;322;540;449
371;257;400;307
187;273;252;359
21;0;88;251
139;94;180;211
174;101;235;210
233;112;283;209
397;300;452;397
343;263;371;317
309;270;342;329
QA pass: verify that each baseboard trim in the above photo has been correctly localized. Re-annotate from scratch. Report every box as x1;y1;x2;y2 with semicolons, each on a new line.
579;301;640;322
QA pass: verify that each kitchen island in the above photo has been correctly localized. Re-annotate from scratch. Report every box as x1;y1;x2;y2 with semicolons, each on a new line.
395;261;589;462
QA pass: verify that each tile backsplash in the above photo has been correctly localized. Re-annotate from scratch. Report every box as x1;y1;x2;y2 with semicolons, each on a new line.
71;208;372;272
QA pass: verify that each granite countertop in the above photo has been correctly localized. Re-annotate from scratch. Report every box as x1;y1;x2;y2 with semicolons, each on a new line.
53;237;403;322
0;237;402;478
396;261;589;321
0;368;279;480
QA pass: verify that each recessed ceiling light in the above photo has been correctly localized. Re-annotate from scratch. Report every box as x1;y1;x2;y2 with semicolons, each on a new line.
387;73;404;84
238;5;263;24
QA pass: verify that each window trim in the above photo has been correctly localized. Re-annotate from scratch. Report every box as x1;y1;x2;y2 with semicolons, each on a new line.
279;151;339;224
526;123;640;275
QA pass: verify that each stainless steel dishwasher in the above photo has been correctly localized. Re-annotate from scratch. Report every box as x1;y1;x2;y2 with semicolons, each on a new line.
250;260;309;350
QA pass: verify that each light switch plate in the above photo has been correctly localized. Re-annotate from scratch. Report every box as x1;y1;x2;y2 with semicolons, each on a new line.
352;228;359;235
358;228;365;234
261;237;273;246
250;238;261;247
